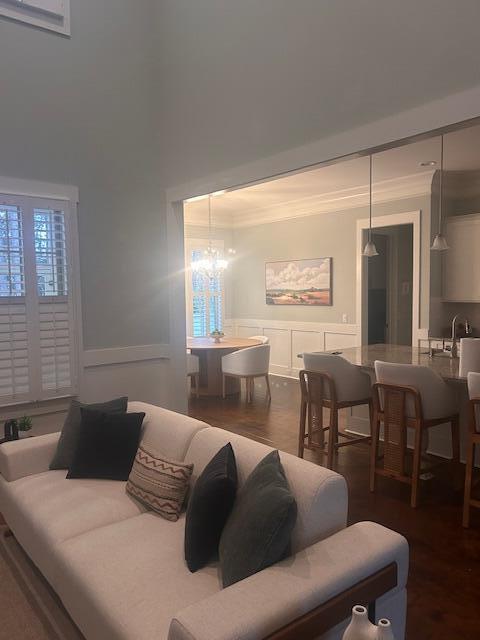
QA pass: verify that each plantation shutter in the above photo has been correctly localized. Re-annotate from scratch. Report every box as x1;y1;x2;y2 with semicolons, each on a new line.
34;208;74;397
0;204;30;403
186;243;225;338
0;194;78;406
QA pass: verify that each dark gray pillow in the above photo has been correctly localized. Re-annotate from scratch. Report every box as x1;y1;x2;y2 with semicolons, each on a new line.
219;450;297;588
49;397;128;470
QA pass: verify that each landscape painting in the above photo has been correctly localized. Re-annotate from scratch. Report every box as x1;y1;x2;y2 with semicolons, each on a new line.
265;258;332;306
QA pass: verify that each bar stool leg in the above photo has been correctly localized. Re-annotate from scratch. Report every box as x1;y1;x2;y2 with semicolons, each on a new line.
411;426;423;508
298;399;307;458
327;407;338;469
463;437;475;528
370;414;380;492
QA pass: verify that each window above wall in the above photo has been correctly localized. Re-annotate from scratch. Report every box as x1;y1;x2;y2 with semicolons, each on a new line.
0;0;70;35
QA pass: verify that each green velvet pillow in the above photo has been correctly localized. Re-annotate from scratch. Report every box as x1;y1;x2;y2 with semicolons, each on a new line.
50;397;128;470
219;450;297;588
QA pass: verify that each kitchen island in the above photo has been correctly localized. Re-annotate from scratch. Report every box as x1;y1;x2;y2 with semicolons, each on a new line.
324;343;464;383
301;344;472;462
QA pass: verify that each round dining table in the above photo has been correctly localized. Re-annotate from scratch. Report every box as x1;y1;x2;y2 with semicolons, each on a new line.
187;336;263;397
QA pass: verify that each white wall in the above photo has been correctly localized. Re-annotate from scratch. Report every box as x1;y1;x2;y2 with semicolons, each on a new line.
155;0;480;189
0;0;172;409
230;195;430;326
3;2;480;413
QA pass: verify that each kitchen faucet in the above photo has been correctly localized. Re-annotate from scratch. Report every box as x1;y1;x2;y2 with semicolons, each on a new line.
451;314;472;358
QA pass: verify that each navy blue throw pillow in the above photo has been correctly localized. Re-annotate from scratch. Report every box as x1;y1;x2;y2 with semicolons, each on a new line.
185;443;237;572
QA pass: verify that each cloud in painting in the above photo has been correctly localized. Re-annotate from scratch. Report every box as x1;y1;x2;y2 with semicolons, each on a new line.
266;259;330;291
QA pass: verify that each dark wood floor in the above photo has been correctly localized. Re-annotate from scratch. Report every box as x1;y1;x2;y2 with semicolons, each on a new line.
189;375;480;640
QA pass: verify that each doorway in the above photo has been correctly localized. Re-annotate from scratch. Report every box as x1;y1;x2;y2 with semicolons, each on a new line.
357;211;420;348
365;225;413;345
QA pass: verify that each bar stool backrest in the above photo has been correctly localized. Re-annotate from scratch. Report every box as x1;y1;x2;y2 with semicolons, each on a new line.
303;353;371;403
374;360;455;421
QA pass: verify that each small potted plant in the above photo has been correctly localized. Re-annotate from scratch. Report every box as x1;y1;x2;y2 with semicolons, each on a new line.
209;329;225;344
18;415;33;434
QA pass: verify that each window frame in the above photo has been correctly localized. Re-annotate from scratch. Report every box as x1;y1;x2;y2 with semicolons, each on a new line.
185;238;226;338
0;179;81;408
0;0;70;35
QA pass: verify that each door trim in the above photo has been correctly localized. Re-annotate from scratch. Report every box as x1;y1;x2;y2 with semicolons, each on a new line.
356;211;421;347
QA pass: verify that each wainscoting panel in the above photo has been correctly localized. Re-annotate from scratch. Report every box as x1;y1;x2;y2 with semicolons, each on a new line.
291;330;322;373
226;318;359;378
324;332;358;351
263;327;290;375
236;324;262;338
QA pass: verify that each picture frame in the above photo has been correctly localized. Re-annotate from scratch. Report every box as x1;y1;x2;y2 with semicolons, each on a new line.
265;257;332;306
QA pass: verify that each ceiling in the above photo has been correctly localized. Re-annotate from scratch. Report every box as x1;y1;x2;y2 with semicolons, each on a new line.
185;123;480;226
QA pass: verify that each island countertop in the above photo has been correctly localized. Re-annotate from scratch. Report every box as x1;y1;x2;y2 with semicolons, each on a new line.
320;343;464;382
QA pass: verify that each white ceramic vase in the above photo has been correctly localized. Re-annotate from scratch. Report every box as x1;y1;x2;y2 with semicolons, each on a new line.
376;618;395;640
342;605;378;640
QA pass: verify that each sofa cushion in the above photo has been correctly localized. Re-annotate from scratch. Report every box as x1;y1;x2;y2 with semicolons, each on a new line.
127;444;193;521
128;401;209;462
219;450;297;587
0;472;146;588
185;443;237;572
53;512;221;640
67;409;145;481
185;427;348;553
50;397;128;470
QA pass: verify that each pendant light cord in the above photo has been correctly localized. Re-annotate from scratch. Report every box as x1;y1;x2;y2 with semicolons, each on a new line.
438;135;444;235
208;194;213;252
369;155;373;241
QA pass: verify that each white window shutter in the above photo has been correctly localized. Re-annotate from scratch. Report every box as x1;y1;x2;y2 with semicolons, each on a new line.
186;242;225;338
0;195;78;406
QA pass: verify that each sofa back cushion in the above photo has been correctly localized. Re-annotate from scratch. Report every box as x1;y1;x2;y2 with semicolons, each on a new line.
128;402;208;462
185;427;347;553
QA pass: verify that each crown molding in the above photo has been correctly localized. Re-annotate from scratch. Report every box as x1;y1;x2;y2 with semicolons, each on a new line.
232;171;433;228
184;171;433;229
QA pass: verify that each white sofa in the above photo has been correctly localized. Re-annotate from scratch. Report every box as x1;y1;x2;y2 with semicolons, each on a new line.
0;402;408;640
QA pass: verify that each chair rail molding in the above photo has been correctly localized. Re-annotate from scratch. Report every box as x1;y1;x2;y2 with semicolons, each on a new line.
83;343;170;368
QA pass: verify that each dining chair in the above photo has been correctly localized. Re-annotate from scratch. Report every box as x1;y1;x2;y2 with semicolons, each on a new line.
463;371;480;527
187;354;200;398
299;353;372;469
249;335;269;344
372;360;460;508
221;345;271;402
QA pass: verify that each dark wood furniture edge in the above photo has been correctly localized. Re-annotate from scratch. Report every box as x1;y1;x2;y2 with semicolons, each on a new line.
264;562;398;640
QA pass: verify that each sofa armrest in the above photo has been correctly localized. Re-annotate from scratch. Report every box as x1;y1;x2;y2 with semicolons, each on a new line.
0;432;61;481
169;522;408;640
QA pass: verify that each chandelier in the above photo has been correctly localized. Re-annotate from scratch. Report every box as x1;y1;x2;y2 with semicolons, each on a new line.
191;194;229;277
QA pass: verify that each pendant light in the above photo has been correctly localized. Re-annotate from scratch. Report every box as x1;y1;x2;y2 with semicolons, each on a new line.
191;194;229;277
431;135;449;251
362;155;379;257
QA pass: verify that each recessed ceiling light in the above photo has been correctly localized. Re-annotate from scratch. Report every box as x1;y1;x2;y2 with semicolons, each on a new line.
419;160;437;167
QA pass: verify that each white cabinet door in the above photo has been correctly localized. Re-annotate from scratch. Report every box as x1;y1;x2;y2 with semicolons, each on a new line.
443;214;480;302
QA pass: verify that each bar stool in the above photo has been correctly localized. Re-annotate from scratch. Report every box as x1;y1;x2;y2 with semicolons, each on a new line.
299;353;372;469
372;360;460;508
463;372;480;527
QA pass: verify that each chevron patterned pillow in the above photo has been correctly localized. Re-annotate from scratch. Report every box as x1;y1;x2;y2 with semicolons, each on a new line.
126;444;194;521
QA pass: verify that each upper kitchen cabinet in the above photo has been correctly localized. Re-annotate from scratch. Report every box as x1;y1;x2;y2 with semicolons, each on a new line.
443;214;480;302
